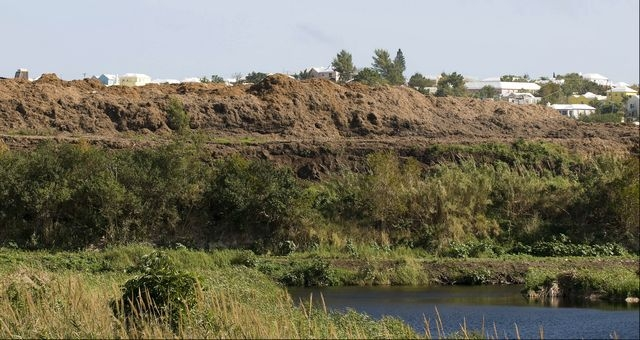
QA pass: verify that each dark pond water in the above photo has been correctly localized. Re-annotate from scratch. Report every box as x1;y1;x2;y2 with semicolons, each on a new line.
288;285;640;339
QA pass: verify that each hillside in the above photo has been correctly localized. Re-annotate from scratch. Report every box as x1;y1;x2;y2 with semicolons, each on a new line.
0;73;638;170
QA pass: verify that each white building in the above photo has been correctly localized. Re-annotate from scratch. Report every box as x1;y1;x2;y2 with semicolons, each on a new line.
581;73;610;86
505;92;541;104
181;77;202;83
308;67;339;82
572;92;607;101
550;104;596;119
98;74;119;86
119;73;151;87
465;81;540;96
151;79;180;84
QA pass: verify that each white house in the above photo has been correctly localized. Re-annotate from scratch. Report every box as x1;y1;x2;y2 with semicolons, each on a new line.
581;73;610;86
465;81;540;96
505;92;541;104
308;67;339;82
181;77;202;83
575;92;607;101
119;73;151;87
98;74;119;86
550;104;596;119
151;78;180;84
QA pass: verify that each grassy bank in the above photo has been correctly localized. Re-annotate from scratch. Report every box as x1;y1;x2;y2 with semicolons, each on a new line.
0;247;419;339
524;266;640;301
1;246;637;338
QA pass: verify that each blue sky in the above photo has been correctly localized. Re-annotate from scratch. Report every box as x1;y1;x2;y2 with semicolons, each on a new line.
2;0;638;83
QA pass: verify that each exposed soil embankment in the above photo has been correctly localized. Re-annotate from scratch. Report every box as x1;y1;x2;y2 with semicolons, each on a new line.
1;73;638;168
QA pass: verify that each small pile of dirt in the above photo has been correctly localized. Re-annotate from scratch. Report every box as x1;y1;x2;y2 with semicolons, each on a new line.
34;73;63;84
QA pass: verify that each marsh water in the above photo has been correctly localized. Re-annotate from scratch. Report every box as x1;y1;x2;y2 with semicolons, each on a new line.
288;285;640;339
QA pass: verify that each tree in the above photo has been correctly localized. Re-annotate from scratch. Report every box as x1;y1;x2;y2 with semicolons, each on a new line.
590;100;623;115
371;49;405;85
393;49;406;83
200;75;225;83
231;73;243;85
408;73;436;94
476;85;498;99
435;72;466;97
536;82;564;104
294;69;314;80
500;74;531;82
556;73;608;96
244;71;268;84
166;97;189;132
331;49;356;83
210;74;225;83
372;49;393;79
353;67;387;86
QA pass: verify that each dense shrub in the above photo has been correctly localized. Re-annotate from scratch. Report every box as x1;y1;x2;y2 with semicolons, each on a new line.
0;140;636;254
278;257;337;287
165;96;189;132
205;156;306;244
112;251;199;331
513;234;628;257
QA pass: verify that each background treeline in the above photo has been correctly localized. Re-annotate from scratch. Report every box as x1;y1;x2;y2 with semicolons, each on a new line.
0;140;637;254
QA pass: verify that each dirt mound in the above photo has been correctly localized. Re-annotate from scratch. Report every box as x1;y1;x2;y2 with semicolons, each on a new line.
0;74;638;156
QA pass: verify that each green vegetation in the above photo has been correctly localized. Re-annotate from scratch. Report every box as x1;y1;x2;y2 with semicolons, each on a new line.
524;266;639;301
200;75;225;83
112;251;199;331
500;74;531;82
331;49;356;83
475;85;498;99
165;96;189;132
555;72;609;97
0;246;636;338
353;67;387;86
408;73;437;94
0;248;421;339
244;71;269;84
536;73;611;105
435;72;466;97
0;140;637;255
371;48;406;85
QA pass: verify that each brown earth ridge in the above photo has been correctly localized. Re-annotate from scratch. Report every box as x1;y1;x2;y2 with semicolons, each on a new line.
1;73;638;174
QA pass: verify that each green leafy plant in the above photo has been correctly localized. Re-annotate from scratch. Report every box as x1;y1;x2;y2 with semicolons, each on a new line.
166;96;189;132
112;251;199;331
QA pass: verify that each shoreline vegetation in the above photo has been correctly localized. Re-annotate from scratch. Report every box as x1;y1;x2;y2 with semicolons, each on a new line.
0;246;638;339
0;139;638;338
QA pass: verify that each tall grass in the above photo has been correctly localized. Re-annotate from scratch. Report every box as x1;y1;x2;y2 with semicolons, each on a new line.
524;266;640;300
0;247;573;339
0;266;423;339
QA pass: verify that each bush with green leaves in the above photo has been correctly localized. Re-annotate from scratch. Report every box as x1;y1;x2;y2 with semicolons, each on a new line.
165;96;189;132
279;257;337;287
512;234;628;257
230;250;258;267
205;156;306;245
112;251;199;331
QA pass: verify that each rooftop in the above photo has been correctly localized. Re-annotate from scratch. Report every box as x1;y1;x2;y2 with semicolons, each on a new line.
551;104;596;110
